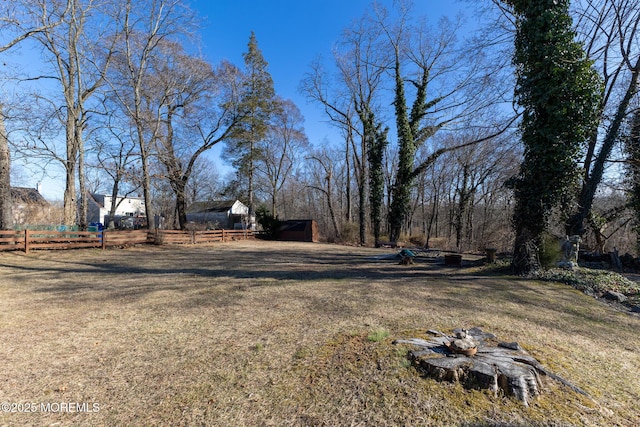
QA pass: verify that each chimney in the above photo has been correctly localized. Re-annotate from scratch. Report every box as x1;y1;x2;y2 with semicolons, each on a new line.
36;182;42;194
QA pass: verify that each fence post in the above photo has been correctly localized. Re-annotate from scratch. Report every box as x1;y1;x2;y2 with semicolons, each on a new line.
24;229;30;253
102;230;107;250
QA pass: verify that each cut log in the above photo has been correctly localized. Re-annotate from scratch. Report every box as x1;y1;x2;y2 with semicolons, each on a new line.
394;327;588;406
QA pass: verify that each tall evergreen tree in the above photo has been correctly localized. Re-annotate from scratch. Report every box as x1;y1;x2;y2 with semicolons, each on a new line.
505;0;601;274
224;32;277;218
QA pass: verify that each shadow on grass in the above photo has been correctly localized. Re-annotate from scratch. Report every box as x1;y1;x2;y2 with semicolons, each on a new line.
1;245;636;333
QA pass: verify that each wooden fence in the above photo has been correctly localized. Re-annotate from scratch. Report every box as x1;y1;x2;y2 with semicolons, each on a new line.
154;229;253;245
0;229;255;253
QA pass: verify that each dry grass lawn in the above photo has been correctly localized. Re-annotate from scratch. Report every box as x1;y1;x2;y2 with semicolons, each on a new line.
0;240;639;426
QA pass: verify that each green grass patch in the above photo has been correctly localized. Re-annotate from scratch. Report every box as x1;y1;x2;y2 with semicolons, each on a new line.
367;328;390;342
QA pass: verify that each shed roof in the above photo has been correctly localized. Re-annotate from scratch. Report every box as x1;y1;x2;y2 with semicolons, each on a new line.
187;200;240;214
10;187;48;205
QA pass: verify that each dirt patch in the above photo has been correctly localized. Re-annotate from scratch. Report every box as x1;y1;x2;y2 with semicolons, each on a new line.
1;241;639;426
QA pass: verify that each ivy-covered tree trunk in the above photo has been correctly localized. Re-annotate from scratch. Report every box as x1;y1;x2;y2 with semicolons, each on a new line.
388;54;418;244
361;109;388;246
505;0;601;274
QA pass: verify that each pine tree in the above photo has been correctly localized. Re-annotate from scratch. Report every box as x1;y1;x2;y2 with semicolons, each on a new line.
224;32;277;218
506;0;601;274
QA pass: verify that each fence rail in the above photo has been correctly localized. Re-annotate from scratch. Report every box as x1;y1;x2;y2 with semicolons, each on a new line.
0;230;24;251
103;229;150;248
154;229;253;245
0;229;255;253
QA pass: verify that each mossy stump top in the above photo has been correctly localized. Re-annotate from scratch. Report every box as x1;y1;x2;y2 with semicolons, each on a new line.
394;327;588;406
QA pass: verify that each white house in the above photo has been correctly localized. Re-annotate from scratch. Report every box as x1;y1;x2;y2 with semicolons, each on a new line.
88;193;146;228
186;200;251;229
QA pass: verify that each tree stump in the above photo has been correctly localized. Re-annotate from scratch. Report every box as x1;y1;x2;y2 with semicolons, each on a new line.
394;327;587;406
399;255;414;265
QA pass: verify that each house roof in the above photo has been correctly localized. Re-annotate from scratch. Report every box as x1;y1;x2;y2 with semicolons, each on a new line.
187;200;241;214
10;187;48;205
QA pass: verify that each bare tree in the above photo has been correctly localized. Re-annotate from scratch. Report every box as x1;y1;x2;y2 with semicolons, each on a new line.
307;148;342;240
0;108;12;229
0;0;70;229
301;61;360;235
11;0;122;228
152;45;245;230
107;0;197;230
379;2;514;243
256;98;309;218
446;131;518;251
185;157;223;205
302;11;391;245
335;13;391;245
565;0;640;237
92;106;142;228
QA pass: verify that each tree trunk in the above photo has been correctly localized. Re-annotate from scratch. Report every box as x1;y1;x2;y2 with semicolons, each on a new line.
626;109;640;252
108;183;119;229
63;153;77;226
77;128;88;230
512;225;541;275
326;171;340;240
0;108;13;230
271;192;277;219
139;137;155;230
248;139;255;217
62;79;79;226
362;111;387;247
426;185;440;248
175;180;188;230
357;131;367;245
345;129;352;223
454;165;471;250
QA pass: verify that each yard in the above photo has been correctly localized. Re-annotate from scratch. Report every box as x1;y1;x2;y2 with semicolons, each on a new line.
0;240;639;426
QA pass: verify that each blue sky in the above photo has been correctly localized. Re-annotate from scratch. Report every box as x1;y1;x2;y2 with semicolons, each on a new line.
193;0;469;148
12;0;472;200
